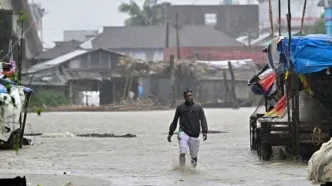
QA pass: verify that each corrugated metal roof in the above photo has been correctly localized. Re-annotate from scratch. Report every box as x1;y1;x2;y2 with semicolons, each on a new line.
27;49;88;73
201;69;257;81
260;31;301;46
236;30;300;46
80;37;95;49
21;68;122;86
34;40;82;60
91;25;243;49
196;59;256;69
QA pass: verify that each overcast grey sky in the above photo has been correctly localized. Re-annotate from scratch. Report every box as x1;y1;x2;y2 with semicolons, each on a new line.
29;0;257;47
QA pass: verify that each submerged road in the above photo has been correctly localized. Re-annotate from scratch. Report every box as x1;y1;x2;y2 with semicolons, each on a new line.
0;108;313;186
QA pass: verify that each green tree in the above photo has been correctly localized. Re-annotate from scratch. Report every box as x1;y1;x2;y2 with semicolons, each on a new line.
29;90;69;108
118;0;170;26
305;14;325;34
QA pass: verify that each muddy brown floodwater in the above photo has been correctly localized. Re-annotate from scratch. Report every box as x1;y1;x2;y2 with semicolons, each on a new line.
0;108;313;186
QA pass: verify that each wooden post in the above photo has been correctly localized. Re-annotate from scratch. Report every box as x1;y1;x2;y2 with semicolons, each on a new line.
112;79;116;104
127;62;135;101
227;61;239;109
109;56;116;104
18;20;24;82
165;19;169;48
68;81;73;105
268;0;274;38
170;55;176;108
85;93;89;106
122;77;129;100
300;0;307;35
223;78;228;102
175;13;181;59
278;0;281;36
223;71;233;107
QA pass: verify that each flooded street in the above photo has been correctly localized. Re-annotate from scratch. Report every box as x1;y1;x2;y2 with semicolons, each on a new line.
0;108;312;186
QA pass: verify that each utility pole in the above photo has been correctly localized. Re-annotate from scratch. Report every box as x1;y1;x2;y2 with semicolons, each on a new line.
164;2;169;48
268;0;274;38
165;19;169;48
18;20;24;82
170;55;176;108
175;13;181;59
278;0;281;36
300;0;307;35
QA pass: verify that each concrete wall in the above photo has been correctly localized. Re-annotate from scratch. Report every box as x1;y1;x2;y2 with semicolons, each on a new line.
198;80;252;102
142;76;254;103
63;30;99;42
166;5;259;38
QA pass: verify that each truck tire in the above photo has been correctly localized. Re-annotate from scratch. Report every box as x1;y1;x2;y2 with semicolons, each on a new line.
261;144;272;161
8;129;22;150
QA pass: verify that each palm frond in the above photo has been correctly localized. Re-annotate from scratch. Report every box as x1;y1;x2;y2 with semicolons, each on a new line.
118;0;165;26
118;1;143;17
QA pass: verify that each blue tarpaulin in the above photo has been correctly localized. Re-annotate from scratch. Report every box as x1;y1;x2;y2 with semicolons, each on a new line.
0;78;33;94
278;34;332;74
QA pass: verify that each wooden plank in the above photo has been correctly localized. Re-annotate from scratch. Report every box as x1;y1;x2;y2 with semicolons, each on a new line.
300;140;329;144
260;134;293;146
299;133;329;139
261;127;290;132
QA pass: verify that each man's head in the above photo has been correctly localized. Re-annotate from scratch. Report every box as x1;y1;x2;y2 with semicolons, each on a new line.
183;89;193;103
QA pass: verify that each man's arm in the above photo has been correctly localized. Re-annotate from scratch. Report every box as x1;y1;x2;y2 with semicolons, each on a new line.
169;106;180;136
199;106;208;134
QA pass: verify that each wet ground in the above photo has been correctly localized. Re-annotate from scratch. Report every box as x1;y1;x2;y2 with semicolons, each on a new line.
0;108;314;186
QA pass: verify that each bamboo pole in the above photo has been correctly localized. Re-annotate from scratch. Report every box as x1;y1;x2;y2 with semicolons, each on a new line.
300;0;307;35
227;61;239;109
223;71;234;107
268;0;274;38
170;55;176;108
127;61;136;101
278;0;281;36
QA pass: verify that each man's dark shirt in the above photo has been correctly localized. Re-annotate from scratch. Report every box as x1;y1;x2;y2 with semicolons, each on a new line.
169;102;208;138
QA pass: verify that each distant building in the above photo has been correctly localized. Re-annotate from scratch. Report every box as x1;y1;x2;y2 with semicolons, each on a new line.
63;30;99;42
90;25;244;61
22;48;125;105
165;4;259;38
33;40;82;64
0;0;43;69
29;2;46;40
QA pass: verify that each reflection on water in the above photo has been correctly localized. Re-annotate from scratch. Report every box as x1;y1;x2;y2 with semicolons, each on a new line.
170;154;208;175
0;109;312;186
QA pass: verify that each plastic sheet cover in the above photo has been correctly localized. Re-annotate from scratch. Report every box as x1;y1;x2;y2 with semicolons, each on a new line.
278;34;332;74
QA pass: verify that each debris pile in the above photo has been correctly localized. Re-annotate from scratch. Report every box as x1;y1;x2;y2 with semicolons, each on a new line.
24;132;137;138
308;138;332;184
40;96;170;112
166;130;227;135
0;59;33;143
77;133;137;138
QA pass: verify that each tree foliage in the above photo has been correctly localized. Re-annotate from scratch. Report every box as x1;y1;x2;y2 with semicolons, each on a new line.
305;14;325;35
118;0;170;26
29;90;68;108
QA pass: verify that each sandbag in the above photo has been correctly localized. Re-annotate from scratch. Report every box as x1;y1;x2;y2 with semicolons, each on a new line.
308;138;332;184
0;86;26;142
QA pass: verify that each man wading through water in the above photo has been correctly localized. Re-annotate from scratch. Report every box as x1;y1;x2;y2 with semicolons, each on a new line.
167;89;208;168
